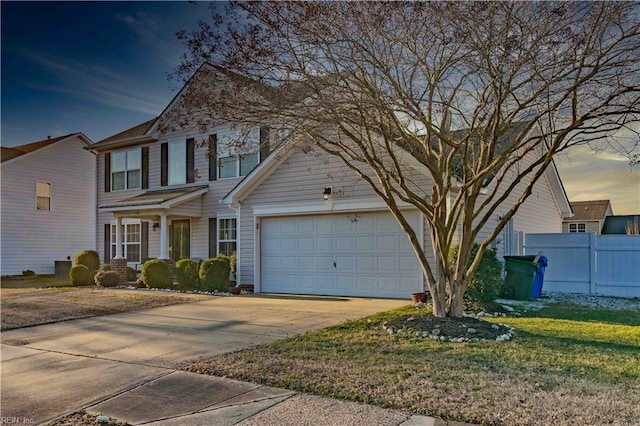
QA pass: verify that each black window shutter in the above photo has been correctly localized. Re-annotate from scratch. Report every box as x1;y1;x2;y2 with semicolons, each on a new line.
141;222;149;262
208;134;217;181
161;143;168;186
104;153;111;192
186;138;195;183
209;218;217;258
104;223;111;264
141;147;149;189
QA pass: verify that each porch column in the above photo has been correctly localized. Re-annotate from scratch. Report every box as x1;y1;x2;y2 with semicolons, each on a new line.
114;217;124;259
158;214;169;260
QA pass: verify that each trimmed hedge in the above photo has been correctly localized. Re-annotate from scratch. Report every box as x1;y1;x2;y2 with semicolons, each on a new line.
199;257;230;291
449;244;503;302
94;270;121;287
127;266;137;282
74;250;100;272
70;265;92;286
141;260;170;289
176;259;200;290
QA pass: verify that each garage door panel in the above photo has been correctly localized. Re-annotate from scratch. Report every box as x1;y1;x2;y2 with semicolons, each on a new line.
356;236;375;251
317;237;334;251
280;256;298;270
261;211;423;298
336;236;354;252
336;275;354;290
377;256;398;272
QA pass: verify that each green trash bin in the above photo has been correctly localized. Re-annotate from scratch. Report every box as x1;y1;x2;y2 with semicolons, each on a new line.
502;256;538;300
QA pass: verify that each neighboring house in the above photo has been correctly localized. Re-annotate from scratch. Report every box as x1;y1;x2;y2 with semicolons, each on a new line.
94;64;572;298
562;200;613;234
602;215;640;235
1;134;96;276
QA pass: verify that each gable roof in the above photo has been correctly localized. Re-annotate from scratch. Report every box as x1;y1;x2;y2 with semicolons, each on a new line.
602;215;640;234
565;200;612;221
89;118;157;152
1;134;71;163
1;133;93;164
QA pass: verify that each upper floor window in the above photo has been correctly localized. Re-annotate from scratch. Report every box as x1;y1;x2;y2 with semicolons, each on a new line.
36;182;51;210
218;129;260;179
168;140;186;185
569;222;586;233
111;148;141;190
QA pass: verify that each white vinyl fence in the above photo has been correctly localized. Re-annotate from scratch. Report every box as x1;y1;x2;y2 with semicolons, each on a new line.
523;233;640;298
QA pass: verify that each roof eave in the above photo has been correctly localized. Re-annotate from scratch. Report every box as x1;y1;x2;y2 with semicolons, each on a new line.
89;135;157;152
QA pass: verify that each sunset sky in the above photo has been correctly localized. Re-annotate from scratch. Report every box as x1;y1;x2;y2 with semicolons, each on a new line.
2;1;638;214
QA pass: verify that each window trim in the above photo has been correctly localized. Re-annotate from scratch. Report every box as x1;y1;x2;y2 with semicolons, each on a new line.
111;148;141;191
217;217;237;256
217;129;260;179
36;182;51;211
111;219;142;264
569;222;587;233
168;139;187;185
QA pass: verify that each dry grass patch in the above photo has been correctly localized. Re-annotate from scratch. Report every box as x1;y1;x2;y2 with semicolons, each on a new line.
186;304;640;425
1;286;209;330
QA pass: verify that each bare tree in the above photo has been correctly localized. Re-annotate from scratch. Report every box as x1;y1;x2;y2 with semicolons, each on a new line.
171;1;640;317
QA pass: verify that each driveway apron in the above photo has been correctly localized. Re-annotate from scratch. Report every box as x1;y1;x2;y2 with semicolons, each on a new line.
1;295;407;424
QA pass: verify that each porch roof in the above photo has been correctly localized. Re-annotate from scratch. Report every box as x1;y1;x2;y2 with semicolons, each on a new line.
99;185;209;213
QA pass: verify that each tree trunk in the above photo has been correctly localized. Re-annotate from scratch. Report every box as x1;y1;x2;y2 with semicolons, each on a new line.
447;279;465;317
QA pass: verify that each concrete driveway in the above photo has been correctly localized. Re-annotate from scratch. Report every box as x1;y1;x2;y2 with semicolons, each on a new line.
1;294;407;424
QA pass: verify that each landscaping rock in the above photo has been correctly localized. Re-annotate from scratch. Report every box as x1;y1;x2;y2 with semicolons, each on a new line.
467;327;477;334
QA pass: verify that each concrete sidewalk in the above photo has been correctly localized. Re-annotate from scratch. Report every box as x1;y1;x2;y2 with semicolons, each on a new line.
1;295;464;425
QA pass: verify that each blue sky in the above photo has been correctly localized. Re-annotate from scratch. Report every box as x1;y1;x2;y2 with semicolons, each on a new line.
1;1;638;214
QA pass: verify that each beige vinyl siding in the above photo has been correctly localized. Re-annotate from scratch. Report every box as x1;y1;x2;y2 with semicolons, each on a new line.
1;136;96;275
96;127;243;265
238;145;436;287
471;147;563;259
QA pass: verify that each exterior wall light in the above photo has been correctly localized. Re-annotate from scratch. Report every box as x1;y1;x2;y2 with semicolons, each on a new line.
152;222;160;231
323;187;332;200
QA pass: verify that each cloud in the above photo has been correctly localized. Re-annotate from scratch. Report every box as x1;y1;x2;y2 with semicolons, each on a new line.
556;144;640;215
18;49;168;115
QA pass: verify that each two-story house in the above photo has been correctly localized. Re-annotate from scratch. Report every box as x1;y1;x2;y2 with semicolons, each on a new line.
94;64;572;298
1;133;96;276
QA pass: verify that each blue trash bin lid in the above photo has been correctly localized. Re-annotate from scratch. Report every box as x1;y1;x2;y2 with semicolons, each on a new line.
537;256;548;267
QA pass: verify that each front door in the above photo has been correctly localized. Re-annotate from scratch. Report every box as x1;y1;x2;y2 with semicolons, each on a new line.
171;219;190;261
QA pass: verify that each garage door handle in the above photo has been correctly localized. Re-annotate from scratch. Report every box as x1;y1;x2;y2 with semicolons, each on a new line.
333;261;337;268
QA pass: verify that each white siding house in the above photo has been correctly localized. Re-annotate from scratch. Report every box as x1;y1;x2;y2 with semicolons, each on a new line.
94;63;572;298
1;133;96;275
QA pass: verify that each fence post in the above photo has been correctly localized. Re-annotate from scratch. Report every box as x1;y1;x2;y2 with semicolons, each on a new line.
589;232;597;295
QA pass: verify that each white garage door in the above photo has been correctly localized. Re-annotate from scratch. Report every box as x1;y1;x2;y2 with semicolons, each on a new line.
261;211;423;298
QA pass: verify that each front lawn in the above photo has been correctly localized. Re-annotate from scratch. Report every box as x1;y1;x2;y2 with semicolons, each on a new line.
186;301;640;425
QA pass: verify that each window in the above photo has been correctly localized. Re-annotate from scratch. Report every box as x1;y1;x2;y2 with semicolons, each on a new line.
111;222;141;263
168;140;186;185
218;129;259;178
111;148;141;190
36;182;51;210
569;222;586;233
218;218;237;256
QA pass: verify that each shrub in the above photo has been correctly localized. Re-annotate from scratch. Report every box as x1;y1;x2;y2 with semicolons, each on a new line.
199;257;230;291
176;259;199;290
69;265;92;286
22;269;35;277
94;270;121;287
229;252;237;274
141;260;170;289
102;265;111;271
127;267;137;282
449;244;503;302
74;250;100;272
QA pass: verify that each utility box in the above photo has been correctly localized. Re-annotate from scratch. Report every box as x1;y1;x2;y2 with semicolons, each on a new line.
55;260;72;278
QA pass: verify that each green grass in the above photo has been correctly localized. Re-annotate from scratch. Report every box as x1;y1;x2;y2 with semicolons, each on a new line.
186;303;640;425
1;275;73;289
